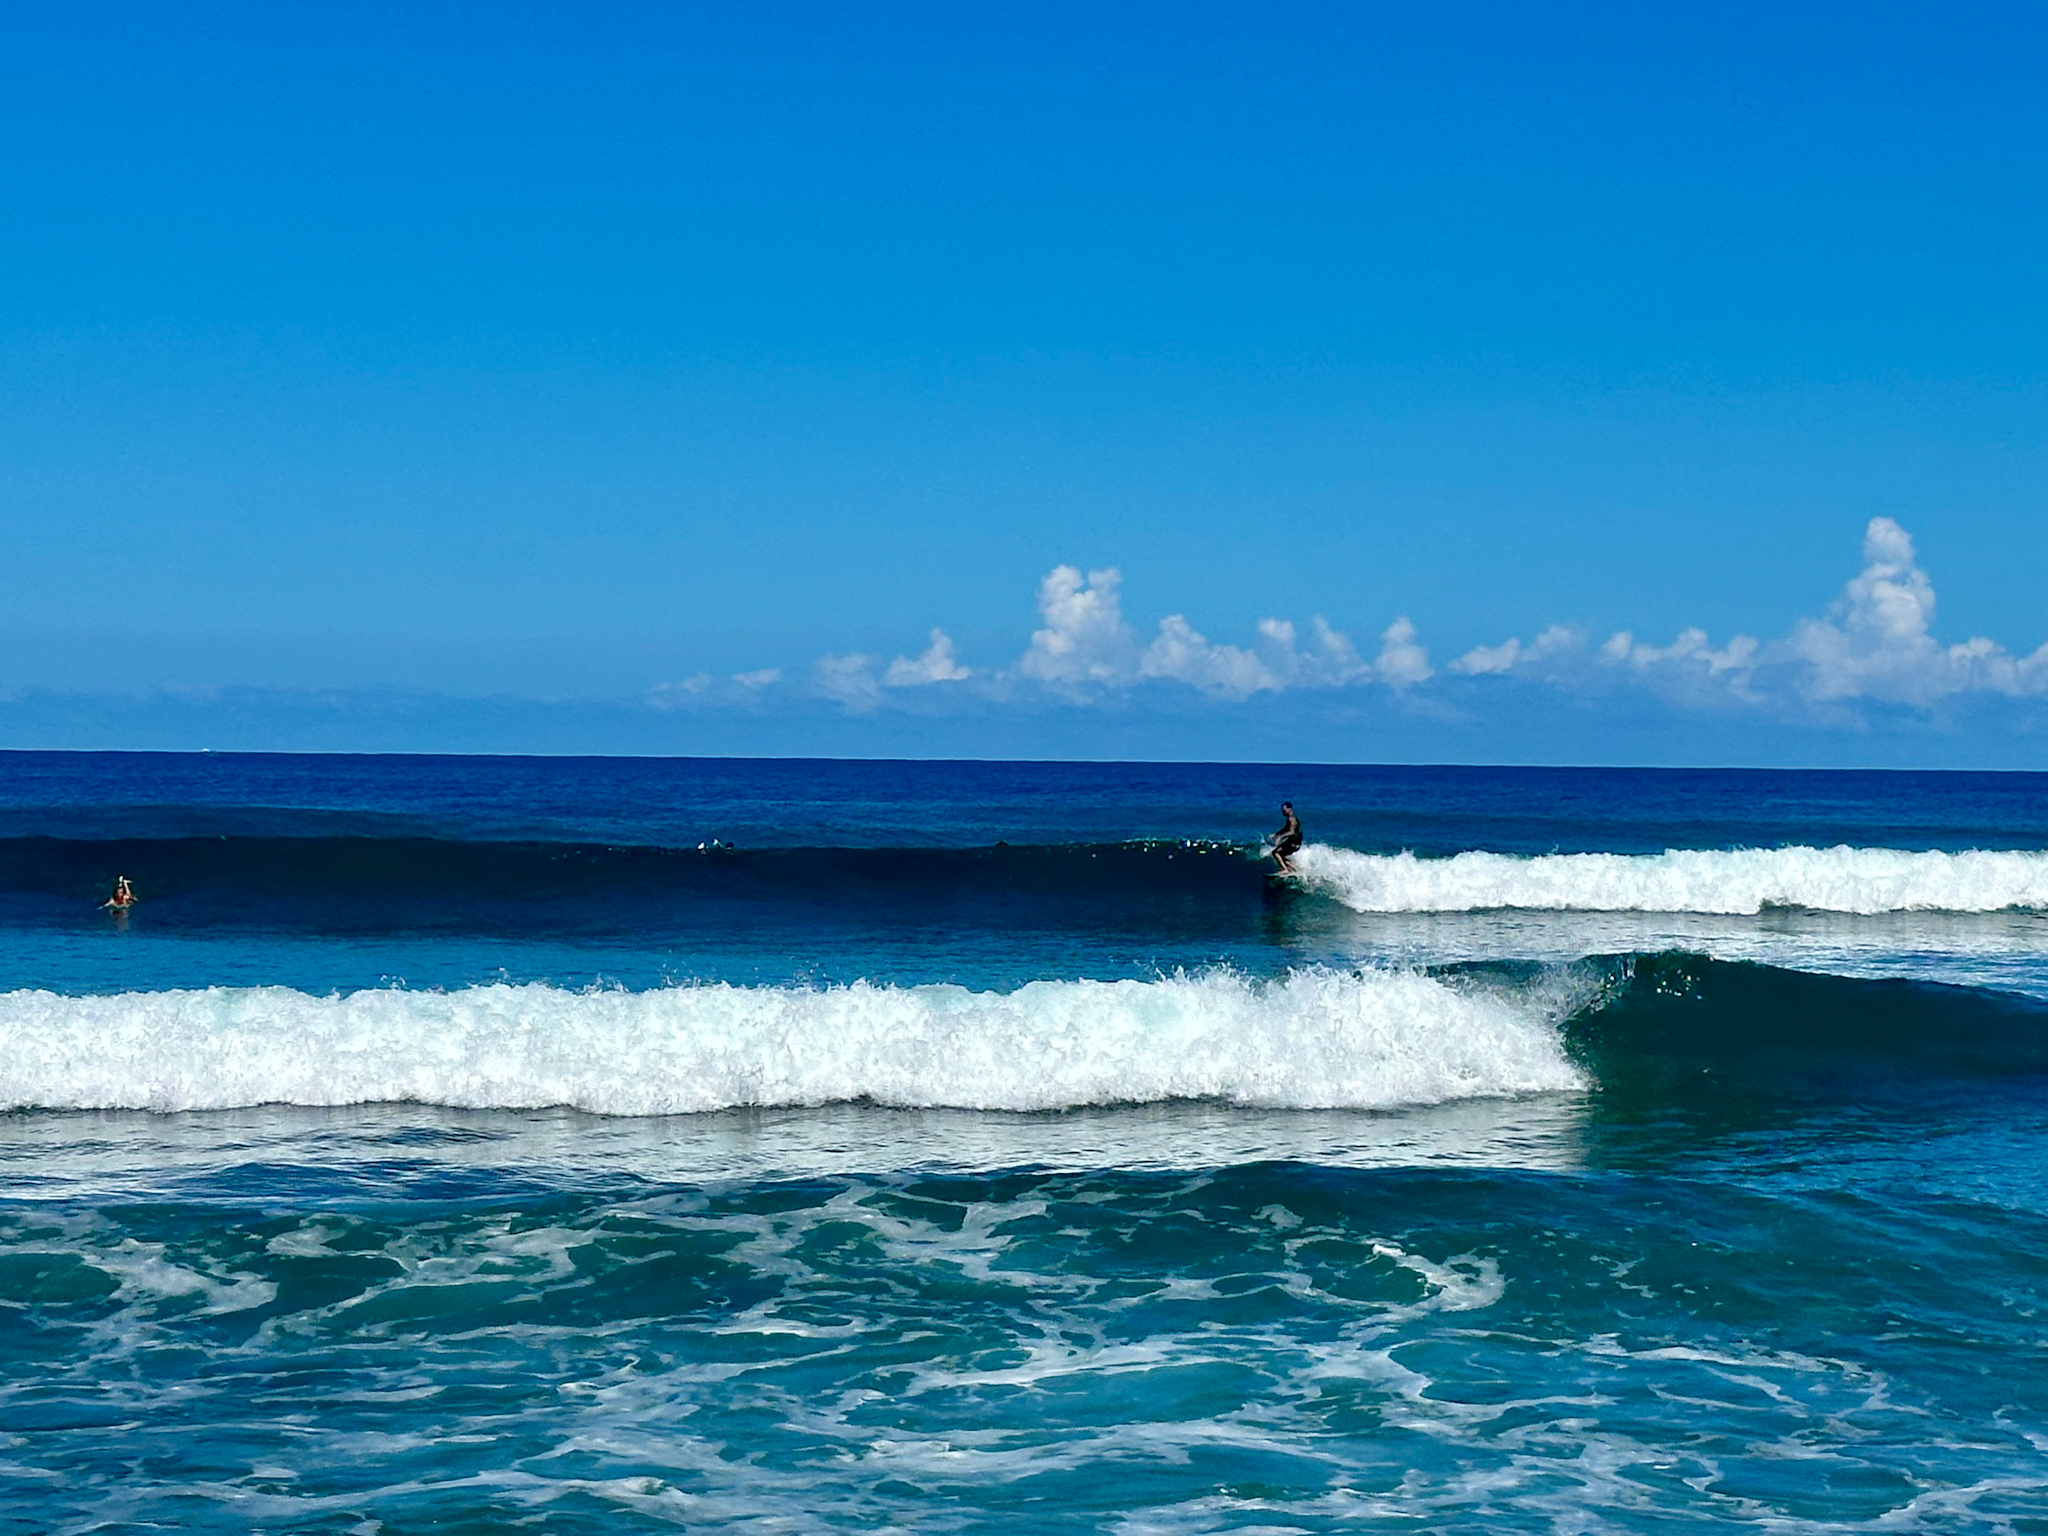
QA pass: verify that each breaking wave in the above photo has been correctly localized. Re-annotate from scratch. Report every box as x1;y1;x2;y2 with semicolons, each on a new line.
1295;843;2048;915
0;969;1586;1116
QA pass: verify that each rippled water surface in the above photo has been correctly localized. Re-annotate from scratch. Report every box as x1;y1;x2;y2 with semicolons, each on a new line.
3;754;2047;1532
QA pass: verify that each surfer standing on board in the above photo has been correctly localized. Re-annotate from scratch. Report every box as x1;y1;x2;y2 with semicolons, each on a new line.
103;876;135;911
1270;803;1303;874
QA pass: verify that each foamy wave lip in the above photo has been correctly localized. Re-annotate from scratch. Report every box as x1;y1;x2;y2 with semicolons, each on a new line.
0;971;1584;1116
1293;844;2048;916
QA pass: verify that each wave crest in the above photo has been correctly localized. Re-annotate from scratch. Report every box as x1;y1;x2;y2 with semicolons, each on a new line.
0;971;1585;1117
1295;844;2048;915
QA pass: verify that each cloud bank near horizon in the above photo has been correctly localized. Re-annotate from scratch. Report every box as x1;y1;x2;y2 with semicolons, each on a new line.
5;517;2042;765
654;519;2048;727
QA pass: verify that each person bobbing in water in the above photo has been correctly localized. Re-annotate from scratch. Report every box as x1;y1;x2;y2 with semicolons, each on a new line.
103;876;135;911
1270;802;1303;873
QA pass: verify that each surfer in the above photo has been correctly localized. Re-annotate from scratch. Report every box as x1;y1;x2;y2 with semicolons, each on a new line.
1270;803;1303;873
103;876;135;911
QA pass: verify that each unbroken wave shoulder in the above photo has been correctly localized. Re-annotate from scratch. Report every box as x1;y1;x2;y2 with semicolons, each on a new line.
0;835;1271;936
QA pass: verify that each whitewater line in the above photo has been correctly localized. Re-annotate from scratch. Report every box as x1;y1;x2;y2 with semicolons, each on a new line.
0;971;1585;1117
1292;843;2048;916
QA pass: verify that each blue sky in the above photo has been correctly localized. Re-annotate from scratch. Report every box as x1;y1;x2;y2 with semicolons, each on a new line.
3;1;2046;762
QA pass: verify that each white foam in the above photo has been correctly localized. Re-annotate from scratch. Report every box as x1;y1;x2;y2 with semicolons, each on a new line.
1294;843;2048;916
0;970;1583;1117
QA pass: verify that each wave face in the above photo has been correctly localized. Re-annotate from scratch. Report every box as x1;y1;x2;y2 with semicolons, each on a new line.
0;836;1267;937
0;970;1587;1116
15;834;2048;946
1296;843;2048;914
1564;952;2048;1085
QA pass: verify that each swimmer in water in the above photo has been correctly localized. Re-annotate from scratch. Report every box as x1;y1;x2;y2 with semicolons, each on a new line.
103;875;135;910
1270;803;1303;873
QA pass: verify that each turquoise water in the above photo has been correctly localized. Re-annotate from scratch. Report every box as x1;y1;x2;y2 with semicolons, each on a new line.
2;755;2046;1532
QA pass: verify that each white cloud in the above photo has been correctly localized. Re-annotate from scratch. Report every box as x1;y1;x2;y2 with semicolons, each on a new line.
1789;516;2048;704
1275;616;1376;687
1135;611;1387;697
754;522;2045;725
1373;618;1432;688
1139;615;1280;697
1603;627;1760;677
643;673;714;709
1974;640;2048;696
813;632;972;711
1585;623;1764;709
1012;565;1391;697
813;653;881;709
1571;517;2047;712
1450;625;1583;678
646;667;786;710
1432;515;2048;714
1020;566;1139;685
1451;638;1520;676
885;629;971;686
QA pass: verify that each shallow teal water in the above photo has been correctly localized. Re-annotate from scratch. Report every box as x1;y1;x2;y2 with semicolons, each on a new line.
5;1117;2047;1533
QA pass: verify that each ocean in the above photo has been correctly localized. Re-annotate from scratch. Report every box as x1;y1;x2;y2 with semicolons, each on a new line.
2;752;2046;1533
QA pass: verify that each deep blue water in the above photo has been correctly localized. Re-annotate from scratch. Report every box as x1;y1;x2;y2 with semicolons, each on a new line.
2;752;2046;1532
